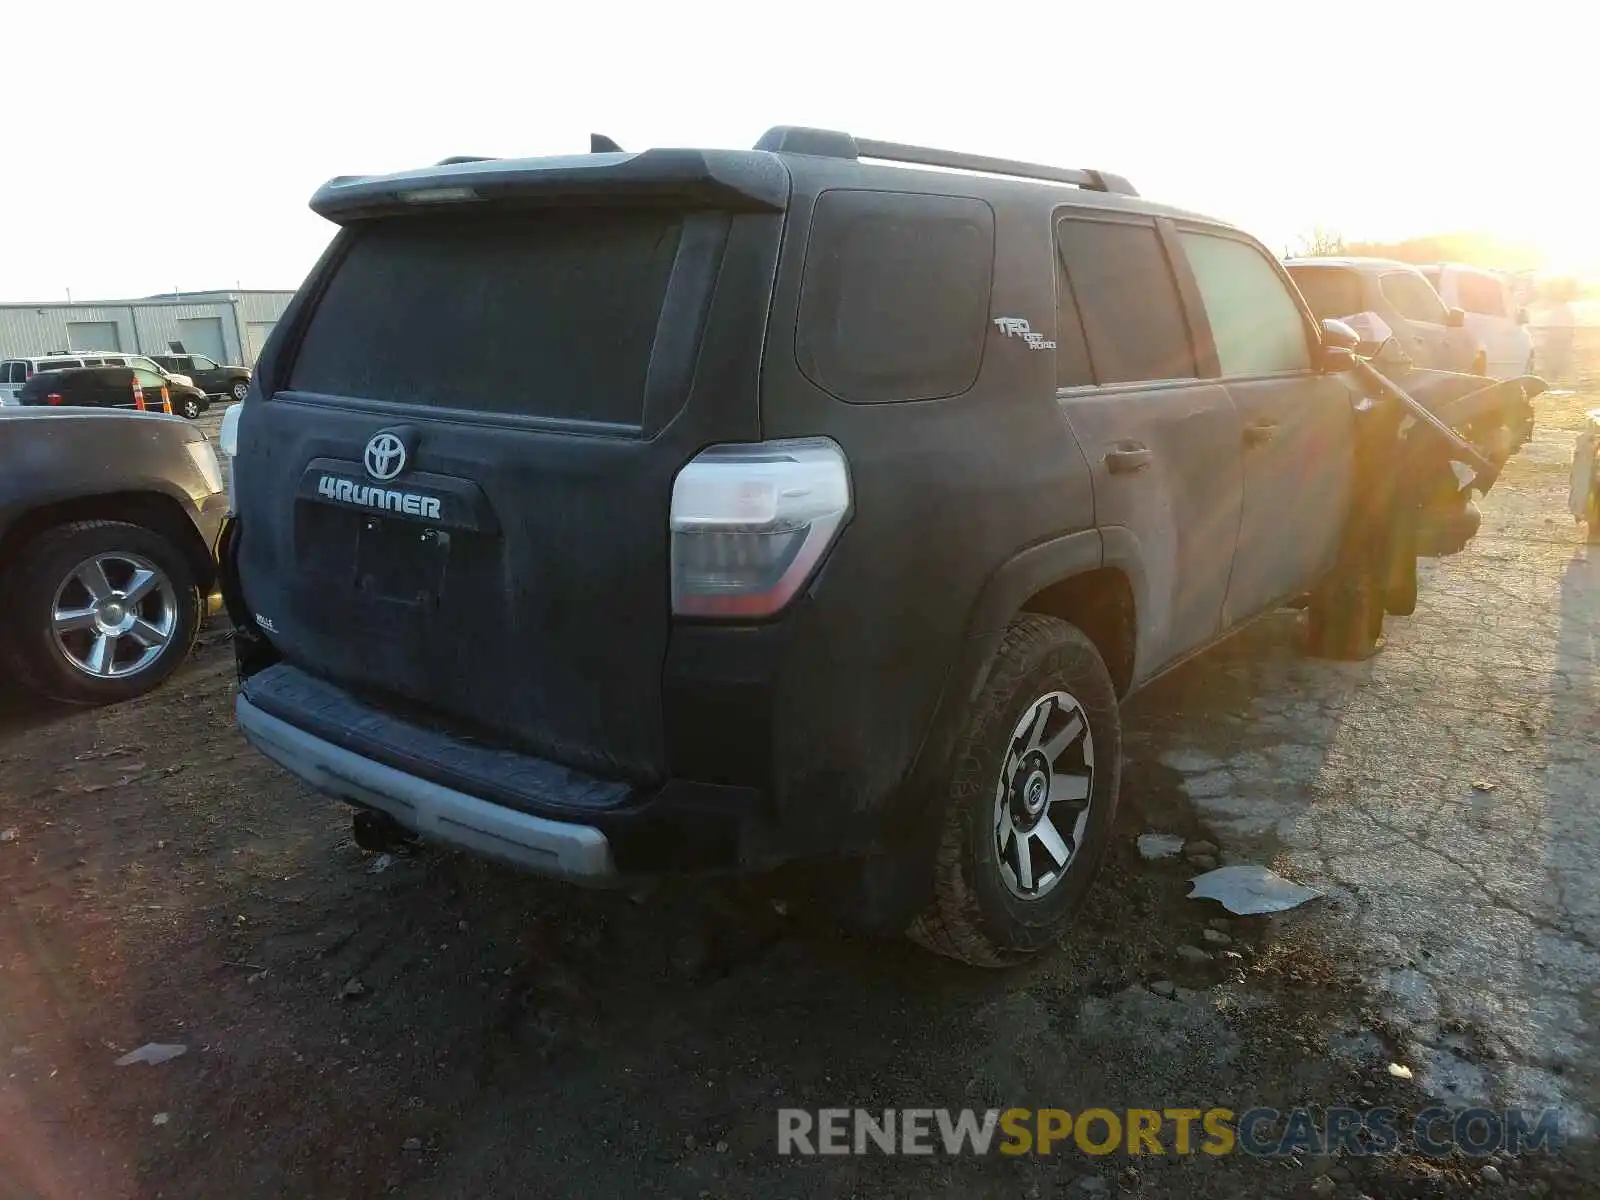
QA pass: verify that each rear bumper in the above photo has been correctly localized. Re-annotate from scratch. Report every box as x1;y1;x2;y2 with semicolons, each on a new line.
235;662;775;878
237;693;620;882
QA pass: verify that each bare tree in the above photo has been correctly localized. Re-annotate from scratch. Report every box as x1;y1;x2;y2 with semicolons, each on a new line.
1292;226;1346;256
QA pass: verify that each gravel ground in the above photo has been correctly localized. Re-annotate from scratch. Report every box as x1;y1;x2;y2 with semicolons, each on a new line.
0;386;1595;1198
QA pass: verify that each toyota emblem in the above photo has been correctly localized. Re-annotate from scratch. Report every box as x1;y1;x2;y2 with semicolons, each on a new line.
364;432;407;482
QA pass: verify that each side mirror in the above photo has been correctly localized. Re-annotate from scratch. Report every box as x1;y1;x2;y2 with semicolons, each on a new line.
1446;307;1466;328
1320;318;1362;352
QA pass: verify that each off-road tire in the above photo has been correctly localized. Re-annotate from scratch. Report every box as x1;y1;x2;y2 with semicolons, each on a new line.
3;520;201;705
1307;567;1384;660
908;614;1122;968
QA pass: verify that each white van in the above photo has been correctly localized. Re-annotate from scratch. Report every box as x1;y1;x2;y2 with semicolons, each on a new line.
1420;264;1536;379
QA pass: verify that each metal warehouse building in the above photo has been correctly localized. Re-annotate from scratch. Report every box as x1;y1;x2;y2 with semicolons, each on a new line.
0;290;294;367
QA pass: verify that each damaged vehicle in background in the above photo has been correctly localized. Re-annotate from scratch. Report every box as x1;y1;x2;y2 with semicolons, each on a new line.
1286;256;1487;375
219;127;1540;968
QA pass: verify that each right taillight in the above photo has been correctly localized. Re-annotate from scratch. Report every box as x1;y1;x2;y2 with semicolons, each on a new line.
45;392;63;406
669;437;851;619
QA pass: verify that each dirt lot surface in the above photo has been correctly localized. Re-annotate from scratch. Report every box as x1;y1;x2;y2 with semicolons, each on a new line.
2;395;1597;1199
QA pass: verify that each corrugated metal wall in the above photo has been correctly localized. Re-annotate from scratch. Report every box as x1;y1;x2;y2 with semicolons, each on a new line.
0;293;295;365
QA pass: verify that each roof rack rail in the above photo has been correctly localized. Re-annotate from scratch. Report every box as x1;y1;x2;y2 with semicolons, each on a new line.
752;125;1136;196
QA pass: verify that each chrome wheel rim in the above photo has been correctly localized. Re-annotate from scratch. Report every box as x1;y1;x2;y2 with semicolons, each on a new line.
232;382;249;401
993;690;1095;900
52;552;178;679
184;399;199;418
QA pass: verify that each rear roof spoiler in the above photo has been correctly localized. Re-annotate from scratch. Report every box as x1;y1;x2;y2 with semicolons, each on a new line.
311;147;789;222
753;125;1137;196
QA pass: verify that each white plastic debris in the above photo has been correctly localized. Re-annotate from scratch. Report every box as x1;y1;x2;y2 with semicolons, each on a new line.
0;828;17;842
1187;865;1320;915
114;1043;187;1067
367;853;394;875
1137;833;1185;860
1388;1062;1414;1080
151;1112;171;1127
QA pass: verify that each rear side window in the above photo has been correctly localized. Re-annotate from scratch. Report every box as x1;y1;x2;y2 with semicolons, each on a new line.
38;359;77;372
1380;272;1448;323
289;210;685;423
1287;267;1364;319
796;190;994;403
1180;231;1311;376
1455;272;1508;317
1055;217;1194;384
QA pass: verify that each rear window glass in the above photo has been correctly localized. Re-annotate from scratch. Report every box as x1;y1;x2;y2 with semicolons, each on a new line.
1287;267;1364;319
289;210;685;423
796;190;994;403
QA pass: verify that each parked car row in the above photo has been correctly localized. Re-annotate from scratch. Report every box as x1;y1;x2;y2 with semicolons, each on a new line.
12;365;205;416
0;350;252;417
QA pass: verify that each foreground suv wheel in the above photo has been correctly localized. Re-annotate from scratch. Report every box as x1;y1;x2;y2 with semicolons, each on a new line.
5;520;201;705
909;614;1122;968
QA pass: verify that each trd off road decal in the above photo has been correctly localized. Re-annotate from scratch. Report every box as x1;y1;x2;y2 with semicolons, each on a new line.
992;317;1057;351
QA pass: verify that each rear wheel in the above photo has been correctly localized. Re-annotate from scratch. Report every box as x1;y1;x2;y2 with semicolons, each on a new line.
908;615;1121;968
3;520;201;705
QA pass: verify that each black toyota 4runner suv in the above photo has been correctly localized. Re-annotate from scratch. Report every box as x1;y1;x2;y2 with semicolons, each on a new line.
222;127;1503;966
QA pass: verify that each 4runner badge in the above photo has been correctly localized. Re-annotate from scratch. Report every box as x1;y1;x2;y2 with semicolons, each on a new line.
316;475;443;520
992;317;1056;351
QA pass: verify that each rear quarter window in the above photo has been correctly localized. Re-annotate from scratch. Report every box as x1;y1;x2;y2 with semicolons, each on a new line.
287;209;684;424
795;190;995;403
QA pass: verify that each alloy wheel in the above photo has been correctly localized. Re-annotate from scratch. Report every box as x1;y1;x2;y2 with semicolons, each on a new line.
993;690;1095;900
51;552;179;679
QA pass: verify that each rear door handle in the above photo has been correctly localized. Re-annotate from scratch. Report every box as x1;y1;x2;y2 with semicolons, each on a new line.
1106;443;1152;474
1243;419;1278;447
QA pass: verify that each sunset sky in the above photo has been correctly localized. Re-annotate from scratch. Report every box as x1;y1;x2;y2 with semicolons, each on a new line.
2;0;1591;301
